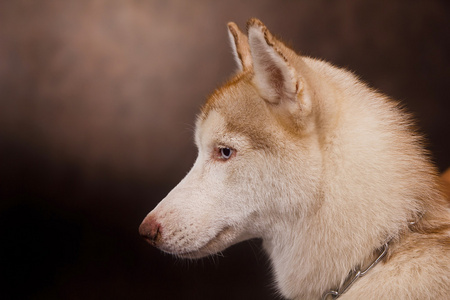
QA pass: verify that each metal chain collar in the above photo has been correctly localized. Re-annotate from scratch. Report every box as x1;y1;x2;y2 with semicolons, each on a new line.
322;242;390;300
321;214;423;299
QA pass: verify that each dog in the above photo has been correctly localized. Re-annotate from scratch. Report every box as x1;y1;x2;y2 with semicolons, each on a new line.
139;19;450;299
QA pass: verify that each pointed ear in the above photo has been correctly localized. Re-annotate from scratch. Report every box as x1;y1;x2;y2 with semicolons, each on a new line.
227;22;252;72
247;19;302;105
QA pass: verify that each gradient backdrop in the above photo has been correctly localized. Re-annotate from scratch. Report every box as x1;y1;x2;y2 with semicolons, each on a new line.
1;1;449;299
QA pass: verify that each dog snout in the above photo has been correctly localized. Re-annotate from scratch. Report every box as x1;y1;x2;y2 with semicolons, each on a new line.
139;215;162;245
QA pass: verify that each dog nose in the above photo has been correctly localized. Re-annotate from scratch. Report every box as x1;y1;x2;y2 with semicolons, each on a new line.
139;216;162;245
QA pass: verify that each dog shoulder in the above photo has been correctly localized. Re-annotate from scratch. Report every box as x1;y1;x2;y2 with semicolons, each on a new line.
342;225;450;299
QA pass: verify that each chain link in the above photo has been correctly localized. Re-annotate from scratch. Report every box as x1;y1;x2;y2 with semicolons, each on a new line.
322;242;389;300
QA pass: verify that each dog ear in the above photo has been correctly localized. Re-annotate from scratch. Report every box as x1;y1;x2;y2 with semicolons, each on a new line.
227;22;252;72
247;19;302;106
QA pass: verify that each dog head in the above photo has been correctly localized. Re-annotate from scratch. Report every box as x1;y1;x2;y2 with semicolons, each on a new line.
139;19;323;258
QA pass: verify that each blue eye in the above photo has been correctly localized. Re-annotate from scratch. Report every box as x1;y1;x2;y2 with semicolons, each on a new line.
219;147;233;160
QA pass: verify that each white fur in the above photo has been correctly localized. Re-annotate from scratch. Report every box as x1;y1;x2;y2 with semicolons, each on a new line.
140;19;450;299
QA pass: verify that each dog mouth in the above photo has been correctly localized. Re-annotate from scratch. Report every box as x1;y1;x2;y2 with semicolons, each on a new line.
173;226;237;259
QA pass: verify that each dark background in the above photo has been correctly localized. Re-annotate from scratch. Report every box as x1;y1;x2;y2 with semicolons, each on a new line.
0;1;449;299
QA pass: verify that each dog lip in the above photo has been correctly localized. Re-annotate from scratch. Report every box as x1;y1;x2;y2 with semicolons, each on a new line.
174;225;235;258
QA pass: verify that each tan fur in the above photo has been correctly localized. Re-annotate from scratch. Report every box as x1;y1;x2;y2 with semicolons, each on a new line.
140;19;450;299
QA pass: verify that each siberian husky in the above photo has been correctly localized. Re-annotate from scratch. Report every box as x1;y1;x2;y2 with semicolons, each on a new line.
140;19;450;299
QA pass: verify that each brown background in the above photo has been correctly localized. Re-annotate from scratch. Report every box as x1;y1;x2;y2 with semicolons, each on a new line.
0;1;449;299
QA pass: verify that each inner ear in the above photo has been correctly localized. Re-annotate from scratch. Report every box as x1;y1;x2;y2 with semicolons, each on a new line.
227;22;252;72
247;21;299;105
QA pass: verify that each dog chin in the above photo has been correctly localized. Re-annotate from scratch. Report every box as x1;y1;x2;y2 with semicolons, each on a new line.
167;226;241;259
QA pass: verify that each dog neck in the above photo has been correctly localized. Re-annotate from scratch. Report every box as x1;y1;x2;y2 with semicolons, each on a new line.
263;224;388;299
263;208;423;300
321;241;390;299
